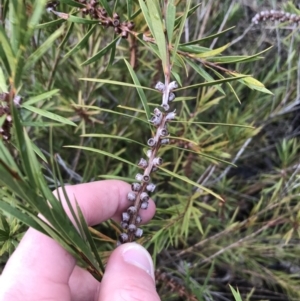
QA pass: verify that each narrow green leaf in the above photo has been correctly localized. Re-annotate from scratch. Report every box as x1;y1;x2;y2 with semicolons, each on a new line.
24;89;60;106
21;122;65;127
75;201;104;273
81;134;146;147
174;3;201;29
98;0;112;16
98;175;135;182
24;27;64;71
138;0;155;39
193;43;230;58
178;44;210;54
0;44;11;76
229;285;243;301
175;75;249;91
36;19;65;29
127;0;133;19
0;67;8;92
235;75;273;95
166;0;176;42
30;141;47;162
58;22;74;49
52;11;99;24
72;104;148;123
146;1;167;70
209;46;272;64
195;201;216;212
81;36;119;66
177;121;254;129
185;58;225;94
64;25;97;59
0;25;16;74
59;0;86;8
180;27;235;46
170;144;234;165
0;139;21;174
0;202;46;234
26;0;47;42
64;146;137;167
159;166;224;202
21;104;77;126
124;59;151;121
172;0;191;65
11;106;36;186
54;164;85;239
80;78;157;92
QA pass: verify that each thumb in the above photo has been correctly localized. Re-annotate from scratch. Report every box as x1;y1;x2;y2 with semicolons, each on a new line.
98;243;160;301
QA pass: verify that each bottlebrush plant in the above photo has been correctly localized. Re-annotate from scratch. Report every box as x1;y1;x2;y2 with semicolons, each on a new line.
2;0;295;300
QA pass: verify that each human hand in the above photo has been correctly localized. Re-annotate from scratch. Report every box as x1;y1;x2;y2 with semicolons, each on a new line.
0;180;160;301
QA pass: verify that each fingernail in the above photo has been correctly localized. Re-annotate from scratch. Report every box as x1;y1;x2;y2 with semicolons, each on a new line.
122;243;155;281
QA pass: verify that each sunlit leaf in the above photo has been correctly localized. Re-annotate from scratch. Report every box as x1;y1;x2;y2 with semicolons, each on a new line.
21;104;77;126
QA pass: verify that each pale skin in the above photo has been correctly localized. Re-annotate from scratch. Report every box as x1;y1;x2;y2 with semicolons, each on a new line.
0;180;161;301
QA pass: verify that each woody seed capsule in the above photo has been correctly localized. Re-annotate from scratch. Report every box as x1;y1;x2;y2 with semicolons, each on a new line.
122;212;130;222
119;233;129;243
140;192;149;202
100;8;107;16
153;157;162;166
140;201;149;209
135;215;142;223
146;183;156;192
127;21;135;30
143;175;150;182
6;115;12;123
166;110;176;121
121;221;128;229
121;31;128;39
147;138;156;147
159;128;168;137
149;115;162;126
114;27;122;34
113;19;120;27
155;81;165;92
113;12;120;19
135;173;143;181
154;108;162;117
128;224;137;232
161;103;169;111
131;182;141;191
135;228;143;238
138;158;148;168
127;206;137;215
160;138;169;145
127;191;136;201
168;81;178;91
168;92;176;102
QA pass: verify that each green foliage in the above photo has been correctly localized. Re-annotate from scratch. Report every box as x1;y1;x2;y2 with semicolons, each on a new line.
1;0;300;300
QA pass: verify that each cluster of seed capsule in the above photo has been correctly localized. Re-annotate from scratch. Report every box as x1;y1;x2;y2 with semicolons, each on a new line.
118;81;178;244
0;92;22;141
46;1;134;39
252;10;300;25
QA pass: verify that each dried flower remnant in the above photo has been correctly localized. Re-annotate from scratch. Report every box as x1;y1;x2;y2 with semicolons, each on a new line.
117;82;177;244
252;10;300;25
47;1;135;39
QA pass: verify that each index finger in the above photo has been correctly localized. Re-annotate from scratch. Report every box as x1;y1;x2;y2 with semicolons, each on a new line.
55;180;156;226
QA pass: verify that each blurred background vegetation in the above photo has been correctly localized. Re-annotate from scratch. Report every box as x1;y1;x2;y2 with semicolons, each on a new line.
1;0;300;300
